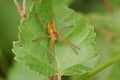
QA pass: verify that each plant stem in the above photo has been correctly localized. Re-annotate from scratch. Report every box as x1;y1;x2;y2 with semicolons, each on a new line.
57;72;61;80
56;57;61;80
103;0;114;13
48;77;51;80
81;54;120;80
13;0;26;18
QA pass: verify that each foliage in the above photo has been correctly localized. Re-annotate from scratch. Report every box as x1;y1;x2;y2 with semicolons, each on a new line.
12;0;98;78
0;0;120;80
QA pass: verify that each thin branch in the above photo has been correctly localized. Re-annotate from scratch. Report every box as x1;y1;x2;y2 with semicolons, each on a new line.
14;0;23;16
13;0;26;18
103;0;114;13
23;0;26;18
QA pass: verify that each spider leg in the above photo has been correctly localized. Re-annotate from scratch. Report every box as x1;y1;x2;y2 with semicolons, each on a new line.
50;39;55;63
38;16;48;27
59;35;80;55
53;13;57;29
58;25;73;33
32;35;50;42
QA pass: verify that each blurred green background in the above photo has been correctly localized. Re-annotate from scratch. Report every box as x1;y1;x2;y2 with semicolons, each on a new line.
0;0;120;80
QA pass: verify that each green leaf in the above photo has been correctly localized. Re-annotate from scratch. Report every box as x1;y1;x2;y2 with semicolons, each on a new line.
8;62;47;80
12;0;99;77
53;0;73;7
